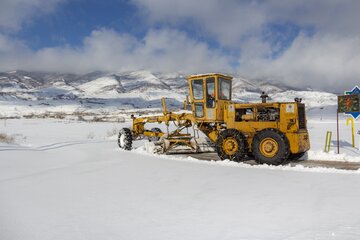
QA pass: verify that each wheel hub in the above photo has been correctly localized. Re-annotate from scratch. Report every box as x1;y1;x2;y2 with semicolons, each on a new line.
223;137;238;155
259;138;279;158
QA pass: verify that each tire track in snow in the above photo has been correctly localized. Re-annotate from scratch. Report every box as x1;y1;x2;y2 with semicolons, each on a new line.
0;140;113;152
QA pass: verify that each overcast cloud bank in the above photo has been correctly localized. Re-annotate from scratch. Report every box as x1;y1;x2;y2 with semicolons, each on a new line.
0;0;360;91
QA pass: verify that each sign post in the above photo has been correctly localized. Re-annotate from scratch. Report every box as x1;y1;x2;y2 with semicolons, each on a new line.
337;92;360;153
336;109;340;153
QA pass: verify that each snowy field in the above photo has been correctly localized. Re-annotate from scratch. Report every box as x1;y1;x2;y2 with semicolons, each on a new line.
1;115;360;239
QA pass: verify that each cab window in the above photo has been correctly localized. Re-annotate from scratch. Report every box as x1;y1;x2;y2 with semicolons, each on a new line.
206;77;215;108
191;79;204;100
194;103;204;117
219;77;231;100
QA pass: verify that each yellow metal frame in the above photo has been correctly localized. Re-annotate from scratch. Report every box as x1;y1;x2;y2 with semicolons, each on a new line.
224;102;310;154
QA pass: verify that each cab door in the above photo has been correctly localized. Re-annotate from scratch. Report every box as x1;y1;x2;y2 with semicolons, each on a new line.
190;78;205;119
205;77;216;120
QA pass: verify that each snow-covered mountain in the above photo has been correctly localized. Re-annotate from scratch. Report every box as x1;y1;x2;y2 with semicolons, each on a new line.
0;70;338;118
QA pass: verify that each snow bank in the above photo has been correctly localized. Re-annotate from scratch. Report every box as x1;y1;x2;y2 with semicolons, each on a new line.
308;150;360;162
133;146;360;175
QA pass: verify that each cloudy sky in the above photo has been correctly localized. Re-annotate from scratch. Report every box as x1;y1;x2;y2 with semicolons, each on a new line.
0;0;359;91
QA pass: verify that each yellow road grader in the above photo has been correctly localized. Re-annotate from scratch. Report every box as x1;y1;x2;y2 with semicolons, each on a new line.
118;73;310;165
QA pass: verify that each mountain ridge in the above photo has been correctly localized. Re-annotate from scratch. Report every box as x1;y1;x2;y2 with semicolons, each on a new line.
0;70;296;97
0;70;337;118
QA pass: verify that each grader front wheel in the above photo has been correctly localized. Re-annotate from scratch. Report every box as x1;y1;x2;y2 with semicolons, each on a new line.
118;128;133;150
215;129;247;162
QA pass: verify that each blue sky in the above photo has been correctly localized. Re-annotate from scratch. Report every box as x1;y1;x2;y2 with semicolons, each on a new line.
15;0;142;50
0;0;360;91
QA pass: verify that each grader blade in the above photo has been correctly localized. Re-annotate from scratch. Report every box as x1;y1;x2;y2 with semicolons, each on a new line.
157;135;198;154
153;136;213;155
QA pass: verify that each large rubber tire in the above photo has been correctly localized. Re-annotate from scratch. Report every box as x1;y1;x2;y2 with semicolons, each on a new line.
252;129;290;165
118;128;132;150
215;129;247;162
149;127;162;142
288;152;306;161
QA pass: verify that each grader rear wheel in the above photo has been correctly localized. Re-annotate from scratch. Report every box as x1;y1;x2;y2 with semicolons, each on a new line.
259;138;279;158
215;129;247;162
252;129;290;165
118;128;133;150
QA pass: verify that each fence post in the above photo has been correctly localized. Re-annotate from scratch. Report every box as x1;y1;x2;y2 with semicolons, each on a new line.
324;131;332;153
346;118;355;147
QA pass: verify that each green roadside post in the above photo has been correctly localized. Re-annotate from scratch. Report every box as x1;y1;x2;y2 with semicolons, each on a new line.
324;131;332;153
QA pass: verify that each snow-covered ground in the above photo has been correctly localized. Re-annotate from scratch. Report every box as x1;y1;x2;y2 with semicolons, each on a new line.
1;111;360;239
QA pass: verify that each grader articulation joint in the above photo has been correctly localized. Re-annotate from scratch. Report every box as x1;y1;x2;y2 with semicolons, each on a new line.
118;73;310;165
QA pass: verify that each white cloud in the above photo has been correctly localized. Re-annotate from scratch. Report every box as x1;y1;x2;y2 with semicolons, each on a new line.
132;0;267;47
0;0;64;31
264;0;360;37
0;33;32;70
131;0;360;46
239;33;360;91
0;28;232;73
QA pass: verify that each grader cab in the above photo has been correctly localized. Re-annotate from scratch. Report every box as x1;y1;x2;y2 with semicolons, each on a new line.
118;73;310;165
187;73;232;122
